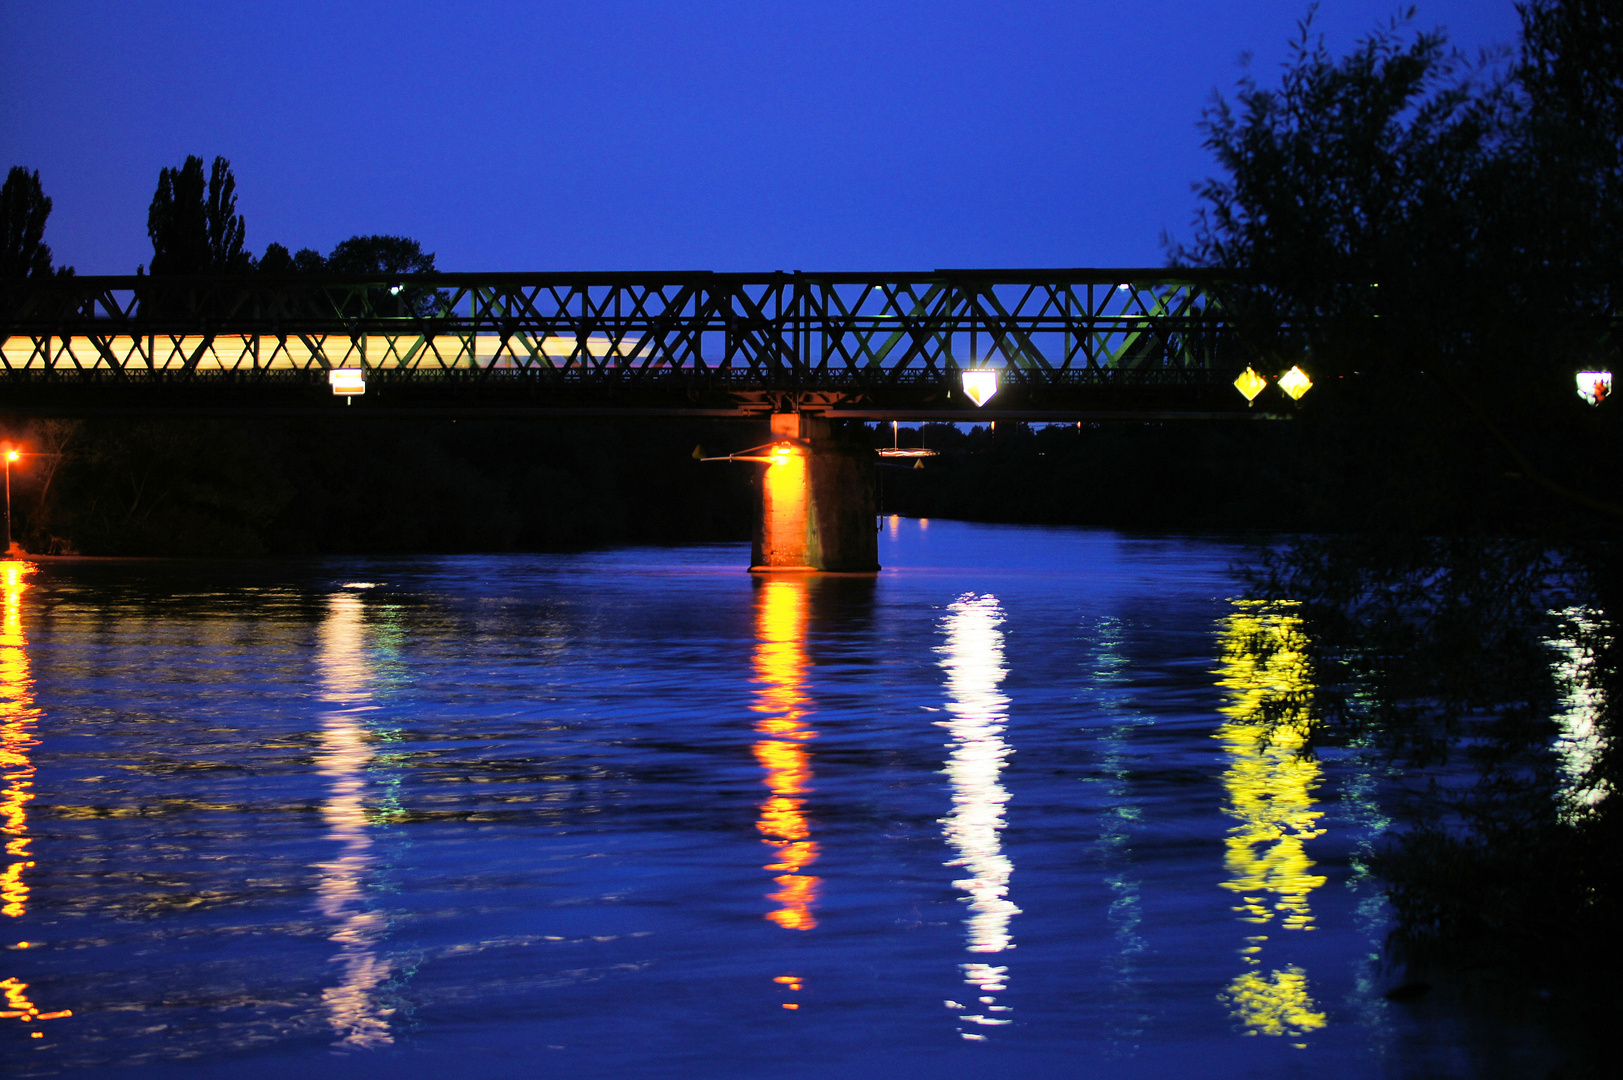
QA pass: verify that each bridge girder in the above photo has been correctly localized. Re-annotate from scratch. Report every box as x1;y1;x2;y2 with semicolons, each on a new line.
0;269;1271;418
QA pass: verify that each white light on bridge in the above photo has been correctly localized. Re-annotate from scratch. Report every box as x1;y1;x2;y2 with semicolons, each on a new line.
1277;366;1313;401
961;369;998;408
329;369;367;396
1577;371;1612;406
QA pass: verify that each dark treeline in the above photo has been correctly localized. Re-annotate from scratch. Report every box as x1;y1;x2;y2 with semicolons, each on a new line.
0;416;754;557
1132;2;1623;1066
876;405;1605;537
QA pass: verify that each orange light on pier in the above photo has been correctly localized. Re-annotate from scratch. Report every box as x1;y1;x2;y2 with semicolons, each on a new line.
757;441;811;569
751;578;820;930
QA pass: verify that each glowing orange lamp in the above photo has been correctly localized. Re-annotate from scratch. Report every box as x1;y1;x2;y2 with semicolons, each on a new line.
2;445;21;556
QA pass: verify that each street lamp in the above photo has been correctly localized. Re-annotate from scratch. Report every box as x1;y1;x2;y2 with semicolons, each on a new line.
2;446;19;556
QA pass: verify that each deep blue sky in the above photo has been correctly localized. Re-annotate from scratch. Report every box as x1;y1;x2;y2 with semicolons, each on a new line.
2;1;1522;274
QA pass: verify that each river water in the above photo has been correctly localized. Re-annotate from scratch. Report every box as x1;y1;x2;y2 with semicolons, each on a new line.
0;519;1559;1078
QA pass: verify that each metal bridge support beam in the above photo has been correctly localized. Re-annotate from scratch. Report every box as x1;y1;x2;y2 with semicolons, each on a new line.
750;413;879;573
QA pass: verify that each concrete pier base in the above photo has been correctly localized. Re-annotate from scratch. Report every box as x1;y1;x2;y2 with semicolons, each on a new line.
750;413;879;573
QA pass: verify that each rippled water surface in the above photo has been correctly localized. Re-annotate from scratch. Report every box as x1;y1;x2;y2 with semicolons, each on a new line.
0;520;1554;1077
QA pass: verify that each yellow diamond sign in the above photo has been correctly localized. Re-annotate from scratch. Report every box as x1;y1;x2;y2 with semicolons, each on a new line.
1233;367;1267;404
1277;366;1313;401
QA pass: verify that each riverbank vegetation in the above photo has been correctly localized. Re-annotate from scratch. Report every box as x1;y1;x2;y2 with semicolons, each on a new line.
1156;2;1622;1067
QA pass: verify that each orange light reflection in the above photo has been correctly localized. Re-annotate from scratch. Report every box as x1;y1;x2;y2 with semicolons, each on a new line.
1;562;41;919
0;562;69;1040
751;578;820;931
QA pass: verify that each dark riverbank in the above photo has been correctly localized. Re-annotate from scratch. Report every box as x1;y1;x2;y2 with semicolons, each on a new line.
6;407;1609;559
0;415;757;558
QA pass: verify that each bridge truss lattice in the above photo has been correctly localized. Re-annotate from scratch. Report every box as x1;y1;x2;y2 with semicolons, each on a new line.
0;269;1260;417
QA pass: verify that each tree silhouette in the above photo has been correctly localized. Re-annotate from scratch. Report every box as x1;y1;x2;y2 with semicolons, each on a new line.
1171;5;1621;525
326;234;437;277
146;155;248;274
326;234;444;317
1;166;63;279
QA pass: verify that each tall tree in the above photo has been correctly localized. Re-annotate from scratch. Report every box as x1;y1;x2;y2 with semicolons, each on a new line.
146;155;248;274
1515;0;1623;280
326;234;437;276
327;235;444;317
1172;10;1508;343
1;166;61;278
204;156;248;273
1171;5;1622;526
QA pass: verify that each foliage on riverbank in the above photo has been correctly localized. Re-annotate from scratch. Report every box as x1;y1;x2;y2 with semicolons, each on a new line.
1164;3;1623;1060
1246;536;1622;1073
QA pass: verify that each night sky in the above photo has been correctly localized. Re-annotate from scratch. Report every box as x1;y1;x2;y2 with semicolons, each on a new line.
3;1;1522;275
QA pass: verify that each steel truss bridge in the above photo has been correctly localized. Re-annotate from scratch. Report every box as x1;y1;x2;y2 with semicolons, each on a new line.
0;269;1273;420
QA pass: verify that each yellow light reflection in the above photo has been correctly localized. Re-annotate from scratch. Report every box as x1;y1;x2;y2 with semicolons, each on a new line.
1214;600;1327;1041
314;591;393;1048
937;594;1018;1039
751;578;820;931
1222;967;1321;1037
0;562;68;1041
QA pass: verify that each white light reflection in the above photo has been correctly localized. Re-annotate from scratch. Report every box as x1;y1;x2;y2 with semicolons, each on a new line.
314;590;393;1048
936;594;1018;1039
1552;606;1611;811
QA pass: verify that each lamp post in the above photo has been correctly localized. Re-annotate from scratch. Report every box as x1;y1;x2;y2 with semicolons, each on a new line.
3;447;17;555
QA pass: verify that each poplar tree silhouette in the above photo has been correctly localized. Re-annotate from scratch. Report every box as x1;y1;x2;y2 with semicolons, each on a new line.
146;155;249;274
1;166;63;278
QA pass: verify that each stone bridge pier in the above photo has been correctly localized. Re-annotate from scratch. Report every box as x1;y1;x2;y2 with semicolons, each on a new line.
750;413;879;573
